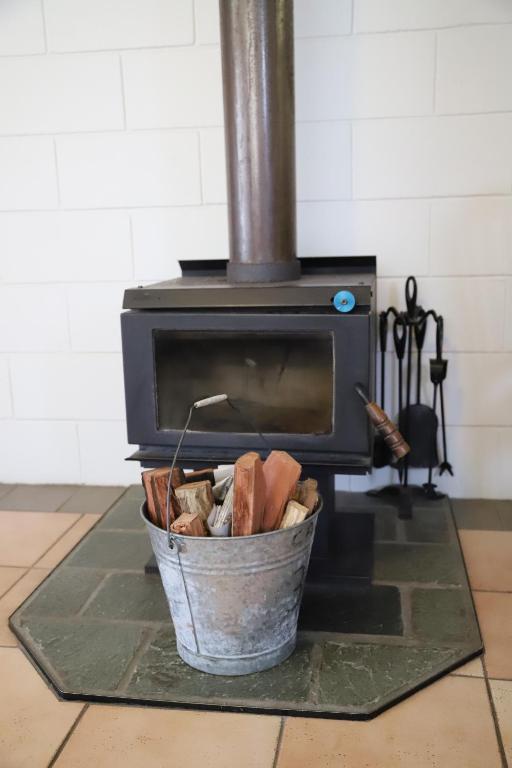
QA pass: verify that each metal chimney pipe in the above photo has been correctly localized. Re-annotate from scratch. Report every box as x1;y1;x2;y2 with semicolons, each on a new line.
219;0;300;283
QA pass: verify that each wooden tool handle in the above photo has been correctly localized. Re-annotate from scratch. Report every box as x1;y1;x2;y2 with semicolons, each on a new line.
365;402;410;460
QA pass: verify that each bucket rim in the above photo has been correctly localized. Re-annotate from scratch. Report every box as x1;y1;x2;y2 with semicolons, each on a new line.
140;495;322;542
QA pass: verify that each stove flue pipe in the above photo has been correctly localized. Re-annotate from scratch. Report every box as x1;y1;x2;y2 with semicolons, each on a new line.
219;0;300;283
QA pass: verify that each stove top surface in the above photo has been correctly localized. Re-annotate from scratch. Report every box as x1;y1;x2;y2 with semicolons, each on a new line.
123;256;376;311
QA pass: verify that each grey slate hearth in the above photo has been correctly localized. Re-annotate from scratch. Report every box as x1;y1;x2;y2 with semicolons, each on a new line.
9;487;482;719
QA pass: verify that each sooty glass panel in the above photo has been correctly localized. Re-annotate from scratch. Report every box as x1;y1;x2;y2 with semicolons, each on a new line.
154;331;334;434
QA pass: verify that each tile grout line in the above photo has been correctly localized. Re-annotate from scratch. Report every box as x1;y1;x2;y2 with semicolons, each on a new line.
46;703;89;768
0;568;28;600
271;717;286;768
31;514;87;569
116;625;158;694
482;657;509;768
76;572;111;617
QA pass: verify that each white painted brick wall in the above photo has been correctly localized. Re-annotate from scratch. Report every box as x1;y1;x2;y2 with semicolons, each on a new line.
0;0;511;496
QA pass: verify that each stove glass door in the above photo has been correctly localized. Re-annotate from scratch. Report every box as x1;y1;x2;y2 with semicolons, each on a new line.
154;330;334;435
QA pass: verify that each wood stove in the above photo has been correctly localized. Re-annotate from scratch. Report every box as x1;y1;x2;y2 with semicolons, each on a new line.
122;257;375;471
121;256;377;583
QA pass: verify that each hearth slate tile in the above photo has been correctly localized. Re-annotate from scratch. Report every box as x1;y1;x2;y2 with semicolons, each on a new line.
58;485;125;515
497;502;512;531
299;583;403;636
84;573;169;622
126;484;145;501
22;568;104;618
451;499;502;531
374;543;464;585
128;626;314;704
403;508;450;544
411;588;480;645
96;492;146;531
0;484;77;512
316;643;460;710
0;484;16;500
66;530;152;570
374;507;397;541
19;619;144;693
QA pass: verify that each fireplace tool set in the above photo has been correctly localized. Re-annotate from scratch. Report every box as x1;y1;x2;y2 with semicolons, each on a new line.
366;276;453;518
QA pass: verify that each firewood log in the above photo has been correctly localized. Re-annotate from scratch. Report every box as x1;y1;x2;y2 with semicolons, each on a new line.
262;451;302;532
151;467;185;527
170;512;206;537
175;480;215;521
184;468;216;485
280;500;309;529
292;478;319;517
232;452;266;536
141;470;159;526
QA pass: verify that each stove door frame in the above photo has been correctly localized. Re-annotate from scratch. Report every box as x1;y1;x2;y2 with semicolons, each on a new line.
121;309;374;470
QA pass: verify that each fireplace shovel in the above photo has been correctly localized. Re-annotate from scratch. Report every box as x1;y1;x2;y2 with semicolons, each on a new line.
398;313;439;472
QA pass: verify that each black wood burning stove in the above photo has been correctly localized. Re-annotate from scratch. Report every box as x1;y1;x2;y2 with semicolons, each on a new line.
121;255;377;584
122;257;375;472
121;0;378;590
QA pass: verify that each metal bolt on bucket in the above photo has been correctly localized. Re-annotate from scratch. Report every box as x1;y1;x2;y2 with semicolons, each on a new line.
142;500;320;675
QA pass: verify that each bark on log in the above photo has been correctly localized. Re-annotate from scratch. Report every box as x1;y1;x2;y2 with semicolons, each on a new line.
175;480;215;521
170;512;206;537
292;478;318;517
142;470;159;526
151;467;185;527
232;452;266;536
184;468;216;485
262;451;302;532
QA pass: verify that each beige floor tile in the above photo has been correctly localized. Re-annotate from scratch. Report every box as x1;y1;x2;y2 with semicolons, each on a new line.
0;647;83;768
277;677;500;768
0;510;80;566
451;657;484;678
55;705;280;768
35;514;99;569
0;566;25;598
460;530;512;591
474;591;512;680
0;568;50;646
490;679;512;767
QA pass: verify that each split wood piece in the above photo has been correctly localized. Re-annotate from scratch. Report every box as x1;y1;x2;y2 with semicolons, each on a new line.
175;480;215;521
232;452;266;537
292;478;319;517
184;468;216;485
151;467;186;528
280;500;309;529
170;512;206;537
262;451;302;532
141;470;159;527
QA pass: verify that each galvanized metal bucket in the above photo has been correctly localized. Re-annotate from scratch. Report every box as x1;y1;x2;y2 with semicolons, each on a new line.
142;500;321;676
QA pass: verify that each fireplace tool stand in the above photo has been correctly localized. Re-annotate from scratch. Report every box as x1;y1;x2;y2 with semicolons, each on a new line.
367;276;453;519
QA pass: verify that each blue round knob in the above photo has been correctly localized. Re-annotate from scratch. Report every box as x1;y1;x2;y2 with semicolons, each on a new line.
333;290;356;313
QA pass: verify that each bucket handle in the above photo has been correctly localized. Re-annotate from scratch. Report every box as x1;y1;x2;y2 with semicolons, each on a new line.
165;395;271;550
